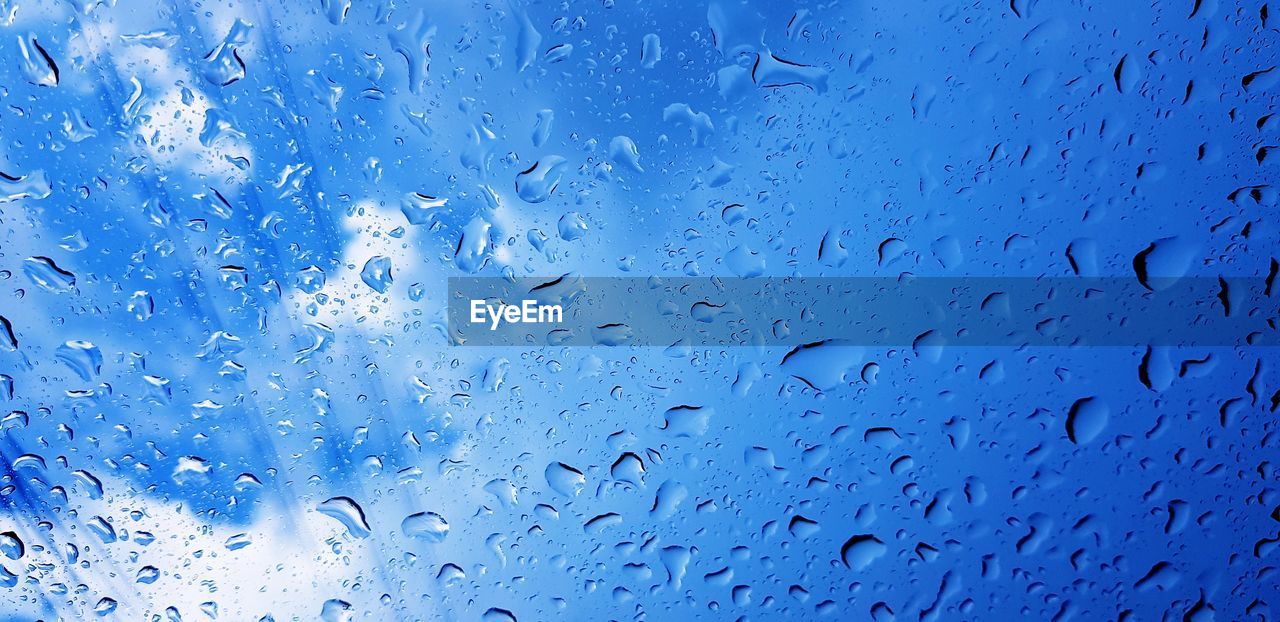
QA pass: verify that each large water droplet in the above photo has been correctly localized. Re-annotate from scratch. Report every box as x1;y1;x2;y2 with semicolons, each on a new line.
1066;396;1110;445
360;256;394;293
23;256;75;292
515;156;567;203
401;511;450;542
545;461;586;497
317;496;373;538
56;340;102;382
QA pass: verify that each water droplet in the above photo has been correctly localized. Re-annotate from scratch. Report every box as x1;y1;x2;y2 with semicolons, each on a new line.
317;496;372;539
841;534;886;569
0;169;51;203
360;256;393;293
640;34;662;68
400;193;447;225
56;340;102;382
401;511;449;542
545;461;586;497
17;35;58;87
22;256;75;292
320;599;354;622
515;156;567;203
202;19;251;86
454;216;494;273
1065;397;1110;445
608;136;643;173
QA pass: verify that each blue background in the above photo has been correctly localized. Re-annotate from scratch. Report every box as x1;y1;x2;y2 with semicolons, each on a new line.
0;0;1278;619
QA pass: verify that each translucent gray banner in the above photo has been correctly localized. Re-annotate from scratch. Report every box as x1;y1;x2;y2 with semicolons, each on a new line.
447;276;1279;347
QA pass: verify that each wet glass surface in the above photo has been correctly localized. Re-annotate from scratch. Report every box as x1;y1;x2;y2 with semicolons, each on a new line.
1;0;1279;619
